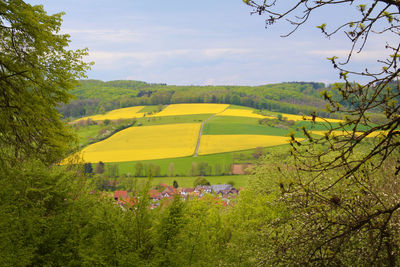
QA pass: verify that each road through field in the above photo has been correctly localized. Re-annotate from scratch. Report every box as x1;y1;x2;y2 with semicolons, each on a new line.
194;107;228;157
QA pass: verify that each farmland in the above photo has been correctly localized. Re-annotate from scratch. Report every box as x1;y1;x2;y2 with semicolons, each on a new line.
79;123;201;162
75;105;145;122
73;103;338;177
198;135;298;155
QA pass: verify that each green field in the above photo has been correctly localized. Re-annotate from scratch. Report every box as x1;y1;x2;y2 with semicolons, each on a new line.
139;105;162;113
203;115;302;136
227;104;254;110
133;175;251;188
111;151;236;177
75;124;103;146
103;144;292;177
136;114;210;126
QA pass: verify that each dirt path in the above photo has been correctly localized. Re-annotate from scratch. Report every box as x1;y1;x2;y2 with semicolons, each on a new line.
193;107;228;157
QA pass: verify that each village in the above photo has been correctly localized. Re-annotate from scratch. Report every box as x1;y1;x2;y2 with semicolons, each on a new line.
112;183;241;209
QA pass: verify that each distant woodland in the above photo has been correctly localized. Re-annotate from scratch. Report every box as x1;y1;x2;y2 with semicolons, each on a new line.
59;80;342;119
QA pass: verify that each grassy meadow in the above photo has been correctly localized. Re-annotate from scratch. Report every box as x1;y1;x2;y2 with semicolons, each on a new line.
133;175;251;188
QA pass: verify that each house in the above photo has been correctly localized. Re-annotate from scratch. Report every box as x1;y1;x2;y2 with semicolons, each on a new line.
212;184;239;198
212;184;233;194
149;189;162;200
114;190;128;201
195;185;212;194
179;188;195;199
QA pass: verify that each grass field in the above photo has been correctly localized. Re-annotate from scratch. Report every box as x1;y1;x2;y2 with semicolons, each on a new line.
149;103;229;117
227;104;254;110
139;105;164;113
75;124;103;146
203;116;302;136
198;135;297;155
136;114;210;126
216;108;273;119
113;151;236;176
133;175;251;188
80;123;201;162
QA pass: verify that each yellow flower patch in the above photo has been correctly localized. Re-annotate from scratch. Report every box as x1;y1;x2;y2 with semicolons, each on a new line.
281;114;342;123
74;106;145;122
311;130;385;138
198;134;300;155
79;123;201;163
150;103;229;117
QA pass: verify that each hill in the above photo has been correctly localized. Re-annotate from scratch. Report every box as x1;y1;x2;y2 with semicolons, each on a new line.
59;79;340;119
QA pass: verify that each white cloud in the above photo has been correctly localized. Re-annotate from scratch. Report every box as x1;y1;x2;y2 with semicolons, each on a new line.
203;48;251;57
88;48;253;70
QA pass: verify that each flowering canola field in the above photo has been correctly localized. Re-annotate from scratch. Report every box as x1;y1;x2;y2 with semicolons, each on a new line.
150;103;229;117
198;134;303;155
80;123;201;162
75;106;145;122
311;130;385;138
280;114;342;123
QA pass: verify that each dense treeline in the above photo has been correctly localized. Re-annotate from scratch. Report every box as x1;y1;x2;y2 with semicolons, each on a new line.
59;79;341;119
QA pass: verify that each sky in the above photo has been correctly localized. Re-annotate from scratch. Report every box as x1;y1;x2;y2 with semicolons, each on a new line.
26;0;394;86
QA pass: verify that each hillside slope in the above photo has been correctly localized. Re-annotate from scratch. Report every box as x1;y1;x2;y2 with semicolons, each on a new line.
59;80;339;119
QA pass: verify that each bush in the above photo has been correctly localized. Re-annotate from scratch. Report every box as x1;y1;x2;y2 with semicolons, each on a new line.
193;177;210;187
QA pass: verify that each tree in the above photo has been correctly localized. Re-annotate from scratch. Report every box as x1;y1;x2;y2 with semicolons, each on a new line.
198;162;211;176
84;163;93;175
134;162;144;177
168;162;175;177
107;164;119;178
0;0;91;166
244;0;400;265
190;162;198;176
95;161;105;174
193;177;210;187
252;146;264;159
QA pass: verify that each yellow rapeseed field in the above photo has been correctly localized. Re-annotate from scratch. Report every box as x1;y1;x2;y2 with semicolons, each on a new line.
198;134;302;155
216;109;274;119
79;123;201;162
150;103;229;117
311;130;385;138
280;113;342;123
74;106;145;122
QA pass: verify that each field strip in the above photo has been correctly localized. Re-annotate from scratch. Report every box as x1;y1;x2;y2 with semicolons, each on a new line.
198;135;304;155
194;106;229;157
73;123;201;163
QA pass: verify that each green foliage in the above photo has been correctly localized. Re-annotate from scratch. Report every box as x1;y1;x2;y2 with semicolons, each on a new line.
95;161;105;174
134;162;144;177
193;176;210;187
0;161;96;266
84;162;93;174
0;0;90;165
59;80;335;119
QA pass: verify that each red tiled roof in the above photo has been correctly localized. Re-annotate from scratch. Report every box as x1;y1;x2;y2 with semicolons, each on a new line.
182;188;195;193
114;190;128;200
149;190;162;199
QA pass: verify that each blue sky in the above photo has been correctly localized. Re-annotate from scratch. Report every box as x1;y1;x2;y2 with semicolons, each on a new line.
27;0;392;85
